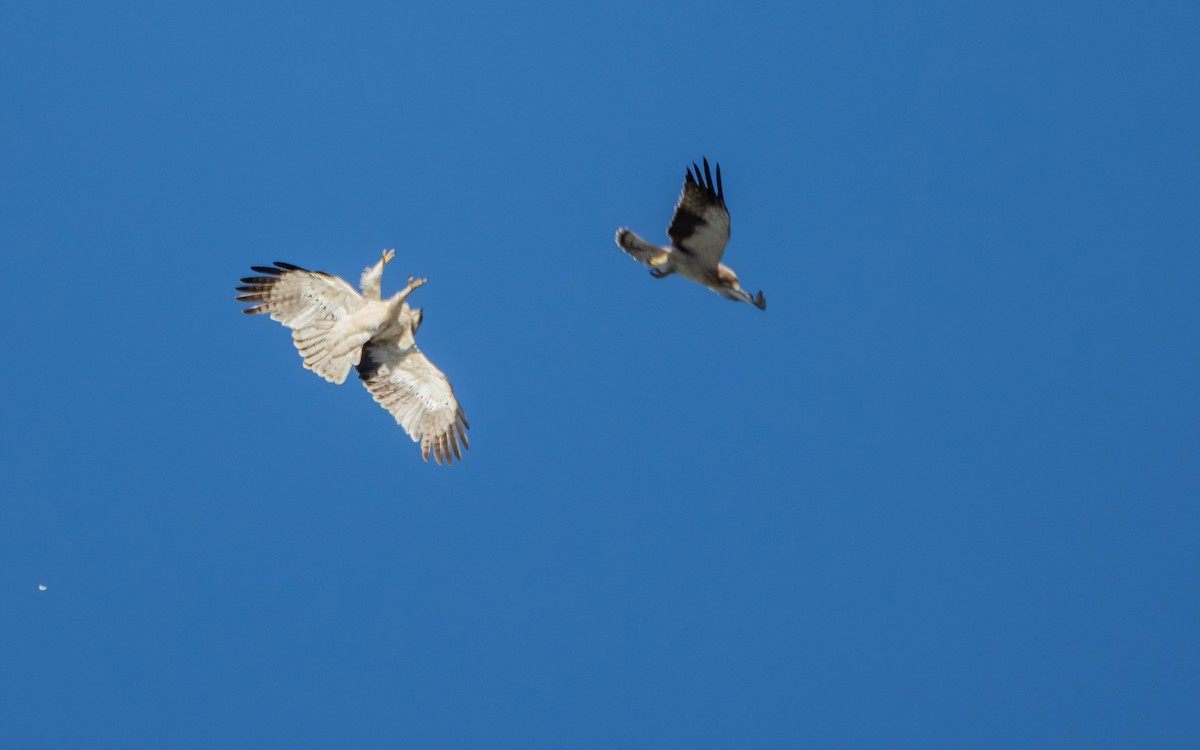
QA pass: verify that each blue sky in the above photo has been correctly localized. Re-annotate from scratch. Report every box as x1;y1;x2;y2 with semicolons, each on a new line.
2;1;1198;747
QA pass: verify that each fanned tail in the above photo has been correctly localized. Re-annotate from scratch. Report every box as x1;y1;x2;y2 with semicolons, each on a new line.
292;321;370;385
615;228;671;271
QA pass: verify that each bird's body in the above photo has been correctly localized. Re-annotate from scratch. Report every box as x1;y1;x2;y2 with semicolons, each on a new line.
236;250;469;464
616;158;766;310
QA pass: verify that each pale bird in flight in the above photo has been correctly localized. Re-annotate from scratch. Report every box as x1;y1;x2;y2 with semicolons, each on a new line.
616;158;766;310
236;250;469;464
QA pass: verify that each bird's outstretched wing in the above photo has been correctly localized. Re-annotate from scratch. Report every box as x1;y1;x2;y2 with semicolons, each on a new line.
237;262;368;383
666;158;730;267
237;262;363;328
357;341;469;465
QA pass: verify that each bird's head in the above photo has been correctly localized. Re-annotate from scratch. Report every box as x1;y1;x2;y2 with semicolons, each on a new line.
716;263;742;290
410;307;424;334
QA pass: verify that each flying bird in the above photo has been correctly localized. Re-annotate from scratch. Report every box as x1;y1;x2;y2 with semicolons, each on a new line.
615;158;766;310
236;250;469;464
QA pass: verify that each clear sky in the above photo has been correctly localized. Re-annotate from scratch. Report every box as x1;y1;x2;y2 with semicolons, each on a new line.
2;1;1198;747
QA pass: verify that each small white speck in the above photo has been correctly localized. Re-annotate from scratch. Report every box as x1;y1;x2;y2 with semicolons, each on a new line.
38;584;47;591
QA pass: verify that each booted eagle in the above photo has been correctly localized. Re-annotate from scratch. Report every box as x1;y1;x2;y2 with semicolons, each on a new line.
236;250;469;465
616;158;766;310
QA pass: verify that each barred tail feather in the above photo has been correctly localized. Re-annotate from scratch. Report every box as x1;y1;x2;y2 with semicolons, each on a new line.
615;228;670;269
292;322;368;385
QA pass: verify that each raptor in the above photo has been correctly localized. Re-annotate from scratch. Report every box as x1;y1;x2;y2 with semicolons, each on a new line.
616;158;766;310
236;250;469;464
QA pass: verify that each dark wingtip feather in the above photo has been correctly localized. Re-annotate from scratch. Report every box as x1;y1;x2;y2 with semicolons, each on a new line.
274;262;304;271
701;158;717;197
250;266;282;276
685;157;723;203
